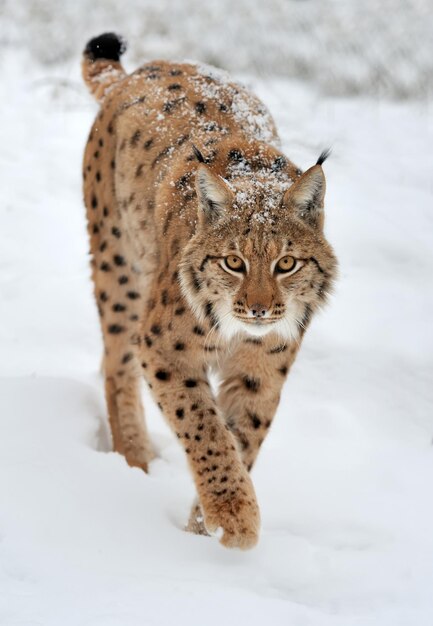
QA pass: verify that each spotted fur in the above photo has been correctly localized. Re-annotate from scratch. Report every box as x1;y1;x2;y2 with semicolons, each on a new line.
81;33;337;550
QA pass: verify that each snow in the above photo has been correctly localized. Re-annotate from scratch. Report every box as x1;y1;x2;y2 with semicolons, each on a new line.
1;43;433;626
2;0;432;99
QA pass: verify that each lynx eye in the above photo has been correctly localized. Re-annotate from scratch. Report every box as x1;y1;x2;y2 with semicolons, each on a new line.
224;255;245;272
275;255;296;273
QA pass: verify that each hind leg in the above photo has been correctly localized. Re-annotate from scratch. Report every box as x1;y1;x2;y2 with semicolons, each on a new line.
104;365;154;472
96;266;155;471
83;105;155;470
86;216;154;470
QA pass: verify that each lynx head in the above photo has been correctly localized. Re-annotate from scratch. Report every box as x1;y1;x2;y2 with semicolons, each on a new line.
179;150;337;343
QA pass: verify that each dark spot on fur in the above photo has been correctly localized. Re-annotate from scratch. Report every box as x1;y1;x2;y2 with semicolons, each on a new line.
118;275;128;284
247;412;262;429
195;101;206;114
155;370;171;381
108;324;124;334
151;324;161;335
176;133;189;146
228;149;243;162
175;342;185;351
184;379;197;388
184;191;196;202
130;130;141;146
127;291;140;300
112;303;126;312
176;408;184;419
204;301;219;328
190;268;202;291
122;352;133;364
272;156;286;171
243;376;261;392
193;326;205;336
163;98;185;113
112;226;121;238
152;145;172;169
175;173;192;190
113;254;126;266
162;210;174;236
244;337;262;345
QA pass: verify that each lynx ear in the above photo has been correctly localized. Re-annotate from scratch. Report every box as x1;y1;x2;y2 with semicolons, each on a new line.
283;164;326;228
196;165;233;224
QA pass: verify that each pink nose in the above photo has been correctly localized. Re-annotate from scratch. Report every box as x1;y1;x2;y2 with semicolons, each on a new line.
250;303;268;318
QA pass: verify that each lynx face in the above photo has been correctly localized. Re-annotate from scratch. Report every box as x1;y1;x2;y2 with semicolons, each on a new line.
180;165;337;342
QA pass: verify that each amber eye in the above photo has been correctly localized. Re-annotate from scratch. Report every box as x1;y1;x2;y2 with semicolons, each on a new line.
275;255;296;273
224;255;245;272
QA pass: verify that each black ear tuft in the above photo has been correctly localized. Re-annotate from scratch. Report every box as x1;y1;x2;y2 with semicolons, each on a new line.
84;33;127;62
192;144;205;163
316;148;331;166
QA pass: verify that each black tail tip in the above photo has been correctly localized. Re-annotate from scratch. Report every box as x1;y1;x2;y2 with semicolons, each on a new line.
84;33;127;62
316;148;331;166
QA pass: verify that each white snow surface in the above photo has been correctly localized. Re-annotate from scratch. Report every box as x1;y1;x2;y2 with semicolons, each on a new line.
1;50;433;625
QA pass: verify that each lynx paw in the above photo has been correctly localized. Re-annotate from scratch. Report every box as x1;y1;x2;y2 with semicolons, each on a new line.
202;483;260;550
124;443;156;473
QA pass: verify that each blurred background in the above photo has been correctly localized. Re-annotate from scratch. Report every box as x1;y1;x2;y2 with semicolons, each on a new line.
1;0;432;99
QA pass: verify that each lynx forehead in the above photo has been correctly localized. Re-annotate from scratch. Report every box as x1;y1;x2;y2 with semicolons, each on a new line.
82;32;337;549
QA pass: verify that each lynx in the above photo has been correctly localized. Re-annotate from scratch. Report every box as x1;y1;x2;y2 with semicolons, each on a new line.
81;33;337;549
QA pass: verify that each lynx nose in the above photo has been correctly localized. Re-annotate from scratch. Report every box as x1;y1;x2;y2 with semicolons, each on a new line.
250;303;268;319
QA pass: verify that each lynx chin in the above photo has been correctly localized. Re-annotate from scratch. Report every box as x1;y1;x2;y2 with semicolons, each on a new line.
81;32;338;549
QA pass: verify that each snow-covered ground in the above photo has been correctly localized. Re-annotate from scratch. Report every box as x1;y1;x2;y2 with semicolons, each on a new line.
1;43;433;625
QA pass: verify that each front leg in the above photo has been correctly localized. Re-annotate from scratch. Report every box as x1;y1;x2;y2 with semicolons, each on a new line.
218;338;298;471
141;346;260;549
